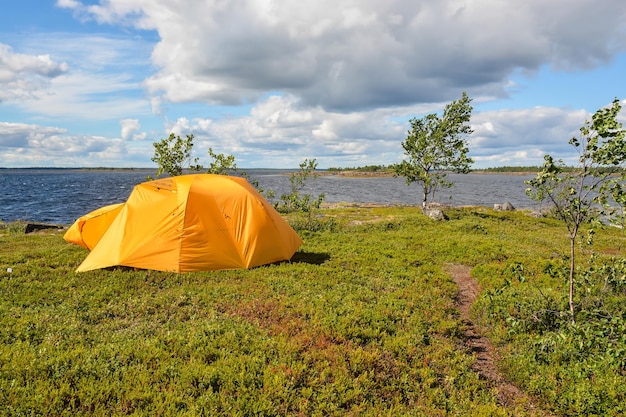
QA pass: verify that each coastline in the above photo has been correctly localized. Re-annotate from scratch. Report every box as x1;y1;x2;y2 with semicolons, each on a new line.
317;170;537;178
318;170;395;178
1;167;538;177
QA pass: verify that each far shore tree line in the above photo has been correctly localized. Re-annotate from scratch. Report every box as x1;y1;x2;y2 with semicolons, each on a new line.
327;165;556;173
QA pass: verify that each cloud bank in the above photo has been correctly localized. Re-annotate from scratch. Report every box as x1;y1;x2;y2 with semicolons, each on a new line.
0;0;625;168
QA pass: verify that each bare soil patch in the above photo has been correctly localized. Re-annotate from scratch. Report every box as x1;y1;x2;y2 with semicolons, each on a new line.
446;264;552;416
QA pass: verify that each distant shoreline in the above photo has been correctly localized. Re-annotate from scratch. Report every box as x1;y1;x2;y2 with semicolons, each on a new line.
0;167;539;177
317;170;395;177
317;170;537;178
470;170;538;176
0;167;152;172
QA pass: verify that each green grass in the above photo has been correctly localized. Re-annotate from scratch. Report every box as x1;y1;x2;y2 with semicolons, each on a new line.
1;207;625;416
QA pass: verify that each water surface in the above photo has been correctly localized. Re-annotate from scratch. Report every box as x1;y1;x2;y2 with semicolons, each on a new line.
0;169;537;224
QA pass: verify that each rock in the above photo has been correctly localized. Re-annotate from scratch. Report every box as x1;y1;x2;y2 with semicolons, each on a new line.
424;208;447;221
25;223;64;234
502;201;515;211
494;201;515;211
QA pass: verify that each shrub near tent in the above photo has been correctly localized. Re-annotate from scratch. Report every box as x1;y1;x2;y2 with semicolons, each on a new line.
64;174;303;272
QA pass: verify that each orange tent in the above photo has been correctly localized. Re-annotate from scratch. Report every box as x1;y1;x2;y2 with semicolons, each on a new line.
64;203;124;250
64;174;303;272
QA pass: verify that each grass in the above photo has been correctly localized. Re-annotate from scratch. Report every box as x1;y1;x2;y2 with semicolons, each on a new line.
1;207;625;416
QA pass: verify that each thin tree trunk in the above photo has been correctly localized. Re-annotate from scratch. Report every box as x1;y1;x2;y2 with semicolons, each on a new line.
569;236;576;322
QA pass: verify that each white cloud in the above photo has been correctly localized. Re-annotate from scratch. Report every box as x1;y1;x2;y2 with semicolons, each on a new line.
156;95;409;167
470;107;592;166
15;71;148;120
0;122;67;148
1;33;153;120
0;121;153;167
2;1;625;169
1;97;622;169
0;43;69;101
150;94;608;169
56;0;81;8
62;0;626;112
120;118;146;140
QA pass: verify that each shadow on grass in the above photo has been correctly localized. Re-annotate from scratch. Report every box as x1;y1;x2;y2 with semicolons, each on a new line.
94;252;331;272
290;251;331;265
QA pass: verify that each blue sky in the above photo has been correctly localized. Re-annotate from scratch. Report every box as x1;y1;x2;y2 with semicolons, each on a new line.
1;0;625;169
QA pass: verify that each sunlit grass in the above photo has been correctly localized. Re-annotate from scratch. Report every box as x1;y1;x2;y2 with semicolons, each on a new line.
1;207;625;415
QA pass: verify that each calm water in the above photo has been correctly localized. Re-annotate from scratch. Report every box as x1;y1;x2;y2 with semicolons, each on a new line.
0;169;537;224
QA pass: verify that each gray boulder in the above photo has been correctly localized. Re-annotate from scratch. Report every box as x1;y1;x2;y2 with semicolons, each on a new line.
494;201;515;211
424;208;447;221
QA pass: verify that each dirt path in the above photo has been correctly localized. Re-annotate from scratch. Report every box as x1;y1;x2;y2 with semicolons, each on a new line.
446;264;552;416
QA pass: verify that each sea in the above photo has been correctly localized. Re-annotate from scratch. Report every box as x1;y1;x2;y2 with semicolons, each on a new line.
0;169;538;224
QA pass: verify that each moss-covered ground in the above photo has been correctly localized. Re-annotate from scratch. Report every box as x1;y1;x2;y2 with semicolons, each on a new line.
1;206;624;416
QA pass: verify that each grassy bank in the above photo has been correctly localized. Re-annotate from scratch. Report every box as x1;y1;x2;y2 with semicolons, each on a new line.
1;207;625;416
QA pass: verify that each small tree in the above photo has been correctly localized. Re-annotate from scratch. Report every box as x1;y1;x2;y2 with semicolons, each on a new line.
275;158;325;213
206;147;237;175
149;133;275;198
394;92;474;210
205;147;274;198
150;134;239;178
525;98;626;321
150;133;202;178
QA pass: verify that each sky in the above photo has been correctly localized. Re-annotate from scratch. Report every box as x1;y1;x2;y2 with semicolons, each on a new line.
1;0;625;169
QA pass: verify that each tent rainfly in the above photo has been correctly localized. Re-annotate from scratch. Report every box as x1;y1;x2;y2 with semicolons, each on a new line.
64;174;303;272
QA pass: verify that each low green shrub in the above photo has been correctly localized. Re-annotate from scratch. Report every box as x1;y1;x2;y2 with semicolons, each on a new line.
0;220;29;235
473;238;626;415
